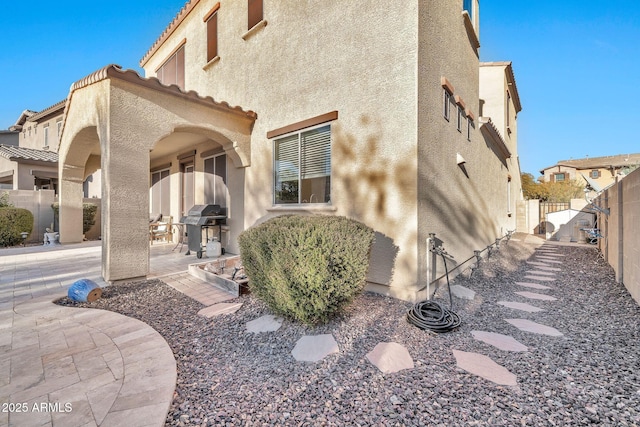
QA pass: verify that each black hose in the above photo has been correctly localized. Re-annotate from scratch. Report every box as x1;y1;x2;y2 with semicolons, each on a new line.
407;250;461;333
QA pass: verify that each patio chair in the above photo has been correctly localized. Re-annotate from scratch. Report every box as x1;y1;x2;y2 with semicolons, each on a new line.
150;215;173;244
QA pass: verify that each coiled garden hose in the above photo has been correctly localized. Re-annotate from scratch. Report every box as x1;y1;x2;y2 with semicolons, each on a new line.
407;249;461;333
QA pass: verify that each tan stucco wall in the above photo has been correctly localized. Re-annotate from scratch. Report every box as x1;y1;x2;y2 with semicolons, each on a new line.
144;0;421;297
138;0;523;300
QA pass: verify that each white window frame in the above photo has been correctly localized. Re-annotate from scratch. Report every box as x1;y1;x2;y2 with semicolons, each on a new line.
203;153;227;207
457;106;464;132
150;167;171;216
43;125;49;148
273;123;332;205
443;90;451;121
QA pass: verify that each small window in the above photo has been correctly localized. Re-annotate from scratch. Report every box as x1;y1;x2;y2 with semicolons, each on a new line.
274;125;331;205
157;44;185;89
457;106;464;132
56;121;62;140
554;173;565;182
150;168;171;216
507;176;512;213
43;125;49;147
443;90;451;121
204;154;227;207
205;6;219;62
248;0;263;30
467;117;473;141
590;170;600;179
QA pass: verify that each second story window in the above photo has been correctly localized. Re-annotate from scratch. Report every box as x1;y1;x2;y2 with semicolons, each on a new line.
554;173;565;182
57;120;62;141
157;44;185;90
43;125;49;148
248;0;263;30
590;170;600;179
457;106;464;132
443;90;451;121
204;4;219;63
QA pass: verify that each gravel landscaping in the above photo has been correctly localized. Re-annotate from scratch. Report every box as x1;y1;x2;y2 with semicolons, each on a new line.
57;237;640;426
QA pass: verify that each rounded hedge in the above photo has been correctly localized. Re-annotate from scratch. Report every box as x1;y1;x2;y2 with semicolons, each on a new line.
0;208;34;247
239;215;375;325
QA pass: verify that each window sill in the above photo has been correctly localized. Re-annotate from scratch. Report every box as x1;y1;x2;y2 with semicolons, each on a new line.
242;19;267;41
462;11;480;50
202;55;220;71
267;204;337;213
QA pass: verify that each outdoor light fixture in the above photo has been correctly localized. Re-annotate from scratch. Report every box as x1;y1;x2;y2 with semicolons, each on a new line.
20;232;28;246
456;153;466;166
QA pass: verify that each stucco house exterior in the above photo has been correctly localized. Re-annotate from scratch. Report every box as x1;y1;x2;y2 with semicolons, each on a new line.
58;0;523;301
540;154;640;191
1;101;101;196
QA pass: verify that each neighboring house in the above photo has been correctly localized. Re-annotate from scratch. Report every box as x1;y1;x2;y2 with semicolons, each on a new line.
0;130;18;147
1;101;101;196
540;154;640;191
58;0;523;301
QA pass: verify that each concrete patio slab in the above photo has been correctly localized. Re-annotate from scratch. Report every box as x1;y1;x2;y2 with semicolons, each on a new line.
291;334;339;362
471;331;528;352
452;349;518;386
514;281;552;290
450;285;476;300
515;291;557;301
366;342;414;374
246;315;283;333
497;301;545;313
505;319;563;336
198;302;243;318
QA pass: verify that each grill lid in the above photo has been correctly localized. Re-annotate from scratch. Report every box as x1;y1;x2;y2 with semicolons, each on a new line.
187;204;222;217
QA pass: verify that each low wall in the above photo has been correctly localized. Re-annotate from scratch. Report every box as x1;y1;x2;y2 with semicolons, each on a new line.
4;190;102;245
596;168;640;304
3;190;55;244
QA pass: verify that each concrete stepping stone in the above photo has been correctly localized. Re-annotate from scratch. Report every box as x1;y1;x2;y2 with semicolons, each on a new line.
292;334;339;362
536;258;563;264
526;270;556;276
505;318;563;336
526;262;561;271
524;275;556;282
246;314;282;333
452;349;518;386
497;301;544;313
515;281;552;290
198;302;243;318
537;252;565;257
450;285;475;300
515;291;557;301
366;342;414;373
471;331;528;352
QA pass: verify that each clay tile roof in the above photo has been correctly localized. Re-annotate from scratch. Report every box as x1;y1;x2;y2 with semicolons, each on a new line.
0;145;58;163
27;100;66;122
68;64;256;119
140;0;200;67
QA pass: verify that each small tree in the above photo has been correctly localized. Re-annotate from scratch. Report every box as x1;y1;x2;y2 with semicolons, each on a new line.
0;191;13;208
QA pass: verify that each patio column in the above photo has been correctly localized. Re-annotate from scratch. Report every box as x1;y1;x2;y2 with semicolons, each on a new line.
101;122;151;282
58;167;85;244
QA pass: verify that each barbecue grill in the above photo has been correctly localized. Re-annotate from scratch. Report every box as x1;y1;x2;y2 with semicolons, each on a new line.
179;204;227;258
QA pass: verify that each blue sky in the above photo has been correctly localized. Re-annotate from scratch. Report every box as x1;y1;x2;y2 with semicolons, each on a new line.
1;1;638;176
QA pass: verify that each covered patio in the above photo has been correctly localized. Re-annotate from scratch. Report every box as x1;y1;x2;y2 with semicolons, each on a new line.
58;64;256;283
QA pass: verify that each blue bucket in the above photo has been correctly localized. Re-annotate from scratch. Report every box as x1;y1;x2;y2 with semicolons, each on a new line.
68;279;102;303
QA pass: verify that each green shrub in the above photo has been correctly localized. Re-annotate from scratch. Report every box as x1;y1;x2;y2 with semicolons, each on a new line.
0;208;33;247
239;215;375;325
52;202;98;234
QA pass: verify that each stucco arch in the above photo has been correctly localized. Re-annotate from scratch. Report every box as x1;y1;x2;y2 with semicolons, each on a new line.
58;65;256;283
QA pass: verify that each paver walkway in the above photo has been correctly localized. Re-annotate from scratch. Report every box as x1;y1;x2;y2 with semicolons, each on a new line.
0;242;234;427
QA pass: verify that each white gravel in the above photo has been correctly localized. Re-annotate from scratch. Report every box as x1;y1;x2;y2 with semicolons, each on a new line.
57;236;640;426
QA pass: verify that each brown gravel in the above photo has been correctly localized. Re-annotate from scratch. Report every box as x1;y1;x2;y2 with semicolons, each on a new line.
56;236;640;426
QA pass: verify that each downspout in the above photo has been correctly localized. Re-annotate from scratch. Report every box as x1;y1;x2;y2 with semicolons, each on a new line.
617;175;624;284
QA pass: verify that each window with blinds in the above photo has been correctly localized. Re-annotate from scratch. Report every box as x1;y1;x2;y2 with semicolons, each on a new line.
156;44;185;90
274;125;331;204
151;169;171;216
248;0;263;30
204;154;227;207
206;11;218;62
